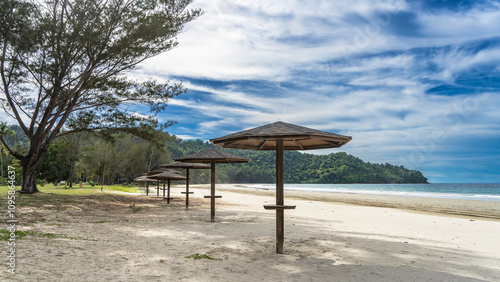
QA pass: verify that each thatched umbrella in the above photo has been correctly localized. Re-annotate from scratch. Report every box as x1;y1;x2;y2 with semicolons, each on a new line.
175;149;250;222
146;169;182;197
133;175;157;195
146;168;182;176
160;162;211;210
149;171;187;203
211;121;351;253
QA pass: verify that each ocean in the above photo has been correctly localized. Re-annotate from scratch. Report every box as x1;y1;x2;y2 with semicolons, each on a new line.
242;183;500;202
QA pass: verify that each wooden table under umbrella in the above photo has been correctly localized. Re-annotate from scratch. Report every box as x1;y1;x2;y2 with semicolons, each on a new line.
133;175;157;195
175;149;250;222
149;171;187;203
211;121;352;253
160;162;211;210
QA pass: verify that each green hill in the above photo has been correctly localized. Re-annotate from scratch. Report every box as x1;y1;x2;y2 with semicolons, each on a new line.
167;138;428;184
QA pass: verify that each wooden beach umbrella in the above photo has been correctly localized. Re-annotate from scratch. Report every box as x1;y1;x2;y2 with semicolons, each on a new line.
145;169;182;197
133;175;157;196
160;162;211;210
149;171;187;203
211;121;352;253
175;149;250;222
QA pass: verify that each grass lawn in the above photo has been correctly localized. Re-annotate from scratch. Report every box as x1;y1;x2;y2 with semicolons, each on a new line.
0;183;144;209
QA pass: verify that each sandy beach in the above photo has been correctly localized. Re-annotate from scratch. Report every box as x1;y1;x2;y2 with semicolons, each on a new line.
2;184;500;281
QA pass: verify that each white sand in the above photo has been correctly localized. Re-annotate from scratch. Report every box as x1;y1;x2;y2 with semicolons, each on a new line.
2;184;500;281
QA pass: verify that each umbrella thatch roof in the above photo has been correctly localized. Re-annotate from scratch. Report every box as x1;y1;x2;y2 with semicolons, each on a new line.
175;149;250;163
160;162;211;169
146;168;183;176
133;176;157;182
210;121;351;150
149;171;187;180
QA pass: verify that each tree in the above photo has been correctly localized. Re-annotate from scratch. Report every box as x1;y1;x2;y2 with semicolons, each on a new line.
36;139;71;185
0;0;202;193
58;132;87;187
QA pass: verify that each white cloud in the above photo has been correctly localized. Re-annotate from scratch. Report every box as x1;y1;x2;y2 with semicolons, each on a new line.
175;134;202;140
132;0;500;182
139;0;500;83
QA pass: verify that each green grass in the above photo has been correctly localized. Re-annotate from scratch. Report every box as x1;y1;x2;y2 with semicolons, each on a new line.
0;183;141;195
0;183;143;209
0;229;28;241
0;229;99;241
185;253;223;261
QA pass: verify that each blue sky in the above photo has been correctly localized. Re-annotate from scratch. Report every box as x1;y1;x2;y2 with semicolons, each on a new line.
139;1;500;183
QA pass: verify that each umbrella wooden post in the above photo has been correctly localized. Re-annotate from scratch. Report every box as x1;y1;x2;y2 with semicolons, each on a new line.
185;169;190;209
156;180;159;197
276;138;285;254
210;161;215;222
146;182;149;196
167;179;171;204
162;181;166;199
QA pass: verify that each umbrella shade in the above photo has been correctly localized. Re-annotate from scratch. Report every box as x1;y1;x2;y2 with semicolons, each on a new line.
175;149;251;163
175;149;250;222
211;121;351;254
160;162;211;169
160;162;211;210
210;121;351;150
149;171;187;181
134;176;157;182
146;168;183;176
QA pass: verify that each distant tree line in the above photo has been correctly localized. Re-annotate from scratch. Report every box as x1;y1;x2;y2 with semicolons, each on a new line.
1;125;428;187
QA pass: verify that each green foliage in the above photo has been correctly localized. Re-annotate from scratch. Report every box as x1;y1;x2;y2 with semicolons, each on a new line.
185;253;223;261
36;139;72;184
0;229;28;241
78;133;171;185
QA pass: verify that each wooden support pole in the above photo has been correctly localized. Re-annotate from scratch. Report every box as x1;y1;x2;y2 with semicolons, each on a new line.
210;161;216;222
163;181;166;199
156;180;159;197
146;182;149;196
185;169;190;210
276;138;284;254
167;179;171;204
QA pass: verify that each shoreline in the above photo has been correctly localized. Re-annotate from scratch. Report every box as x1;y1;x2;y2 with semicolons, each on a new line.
187;184;500;221
235;183;500;202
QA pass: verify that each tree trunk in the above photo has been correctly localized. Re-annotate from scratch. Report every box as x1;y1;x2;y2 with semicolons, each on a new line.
20;161;39;193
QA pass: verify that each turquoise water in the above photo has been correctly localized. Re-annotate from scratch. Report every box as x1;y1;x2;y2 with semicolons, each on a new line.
243;183;500;202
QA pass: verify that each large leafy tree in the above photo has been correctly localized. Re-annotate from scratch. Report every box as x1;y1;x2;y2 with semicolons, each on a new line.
0;0;202;193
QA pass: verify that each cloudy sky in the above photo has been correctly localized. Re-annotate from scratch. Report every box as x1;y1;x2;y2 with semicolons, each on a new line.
136;0;500;183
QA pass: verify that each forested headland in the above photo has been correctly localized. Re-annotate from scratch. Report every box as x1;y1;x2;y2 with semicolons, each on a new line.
1;125;428;187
